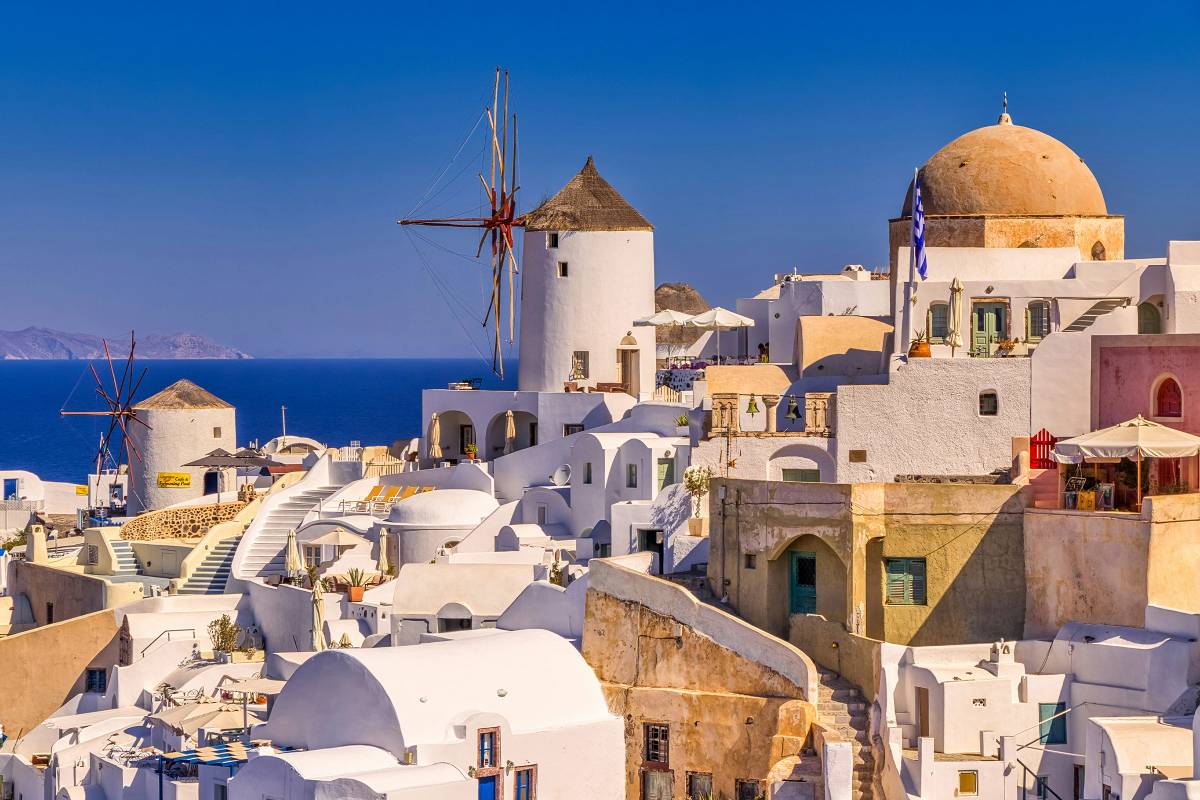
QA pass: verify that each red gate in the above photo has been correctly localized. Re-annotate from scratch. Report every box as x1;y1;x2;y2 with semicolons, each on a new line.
1030;428;1058;469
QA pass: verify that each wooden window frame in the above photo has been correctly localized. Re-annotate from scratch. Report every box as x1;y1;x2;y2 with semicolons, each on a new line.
514;765;537;800
477;726;502;771
1152;374;1184;421
735;778;764;800
1026;300;1052;342
927;302;949;343
979;390;999;417
686;772;713;798
627;463;638;489
563;423;584;437
884;557;927;605
643;722;670;768
958;769;979;796
557;261;569;278
547;232;559;248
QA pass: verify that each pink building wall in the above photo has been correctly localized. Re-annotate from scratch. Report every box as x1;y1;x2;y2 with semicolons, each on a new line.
1091;334;1200;435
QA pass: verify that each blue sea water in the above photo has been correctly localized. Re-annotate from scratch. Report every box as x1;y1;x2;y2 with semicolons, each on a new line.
0;359;514;483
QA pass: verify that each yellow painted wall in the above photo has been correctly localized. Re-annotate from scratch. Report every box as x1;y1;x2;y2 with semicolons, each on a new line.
709;479;1027;647
0;609;119;737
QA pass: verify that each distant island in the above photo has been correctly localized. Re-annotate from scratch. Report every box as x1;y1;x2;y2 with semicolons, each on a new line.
0;327;252;360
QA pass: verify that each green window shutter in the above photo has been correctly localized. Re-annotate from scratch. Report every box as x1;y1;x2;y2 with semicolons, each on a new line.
885;558;927;605
886;559;909;604
910;558;927;604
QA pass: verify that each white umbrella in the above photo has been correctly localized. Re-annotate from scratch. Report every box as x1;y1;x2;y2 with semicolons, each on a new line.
635;309;694;362
427;413;442;460
1054;415;1200;507
311;579;326;652
307;528;370;548
1053;415;1200;463
376;531;391;576
685;307;755;361
503;410;516;455
284;529;303;579
634;309;693;326
948;277;965;355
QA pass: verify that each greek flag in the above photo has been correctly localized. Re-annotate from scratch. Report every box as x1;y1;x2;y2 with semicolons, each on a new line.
912;173;929;280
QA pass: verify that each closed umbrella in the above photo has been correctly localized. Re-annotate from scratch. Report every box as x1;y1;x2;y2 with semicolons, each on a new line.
311;578;326;652
376;531;391;576
284;529;303;580
948;277;965;356
685;307;755;362
503;410;516;455
427;413;442;461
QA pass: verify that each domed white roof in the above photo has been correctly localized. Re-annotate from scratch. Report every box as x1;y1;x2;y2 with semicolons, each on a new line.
387;488;499;527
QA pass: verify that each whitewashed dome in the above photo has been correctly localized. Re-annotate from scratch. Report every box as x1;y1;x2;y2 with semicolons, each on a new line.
387;489;498;527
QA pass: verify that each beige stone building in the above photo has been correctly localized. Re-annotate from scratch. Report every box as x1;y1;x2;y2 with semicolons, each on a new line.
707;479;1028;648
887;110;1124;271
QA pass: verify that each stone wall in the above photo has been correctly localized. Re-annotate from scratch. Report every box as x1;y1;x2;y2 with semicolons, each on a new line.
10;561;143;626
584;589;815;800
0;608;120;737
120;500;246;541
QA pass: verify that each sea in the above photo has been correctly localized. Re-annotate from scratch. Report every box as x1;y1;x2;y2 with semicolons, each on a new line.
0;359;514;483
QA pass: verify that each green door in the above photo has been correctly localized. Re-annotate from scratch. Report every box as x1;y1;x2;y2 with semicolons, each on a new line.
972;302;1006;356
789;551;817;614
656;458;675;491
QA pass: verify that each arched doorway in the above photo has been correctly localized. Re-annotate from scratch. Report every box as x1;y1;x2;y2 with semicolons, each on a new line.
485;410;538;459
617;334;641;397
769;534;847;632
432;410;475;463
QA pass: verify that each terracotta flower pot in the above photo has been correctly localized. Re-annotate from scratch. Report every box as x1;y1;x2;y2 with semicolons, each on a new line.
908;340;931;358
348;586;364;602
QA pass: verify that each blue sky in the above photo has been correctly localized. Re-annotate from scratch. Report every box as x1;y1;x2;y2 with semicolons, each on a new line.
2;2;1198;359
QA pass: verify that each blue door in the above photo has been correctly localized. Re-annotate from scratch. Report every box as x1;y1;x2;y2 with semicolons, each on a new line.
478;775;497;800
2;478;17;500
790;551;817;614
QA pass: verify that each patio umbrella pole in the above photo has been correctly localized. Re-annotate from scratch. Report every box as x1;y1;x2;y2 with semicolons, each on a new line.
1137;453;1142;509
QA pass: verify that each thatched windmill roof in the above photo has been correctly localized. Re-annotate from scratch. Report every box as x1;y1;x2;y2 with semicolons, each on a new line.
655;283;711;348
523;156;652;232
135;379;233;410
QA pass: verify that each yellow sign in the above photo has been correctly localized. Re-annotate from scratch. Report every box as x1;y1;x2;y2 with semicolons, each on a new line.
157;472;192;489
75;485;89;496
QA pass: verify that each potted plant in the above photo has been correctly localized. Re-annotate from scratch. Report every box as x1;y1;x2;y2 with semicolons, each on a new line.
464;442;479;461
346;567;367;602
683;465;712;537
908;327;931;358
207;614;242;664
675;413;690;435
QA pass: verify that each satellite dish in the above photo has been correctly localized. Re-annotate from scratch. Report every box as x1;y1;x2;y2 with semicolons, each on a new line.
550;464;572;486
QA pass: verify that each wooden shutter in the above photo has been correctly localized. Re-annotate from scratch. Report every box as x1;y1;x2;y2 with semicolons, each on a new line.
886;559;908;604
910;558;927;604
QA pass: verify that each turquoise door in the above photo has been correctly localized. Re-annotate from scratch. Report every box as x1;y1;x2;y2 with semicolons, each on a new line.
789;551;817;614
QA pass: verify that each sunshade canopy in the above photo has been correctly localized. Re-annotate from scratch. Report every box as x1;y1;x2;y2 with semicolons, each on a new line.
1053;415;1200;463
684;307;755;329
307;528;370;547
634;309;693;326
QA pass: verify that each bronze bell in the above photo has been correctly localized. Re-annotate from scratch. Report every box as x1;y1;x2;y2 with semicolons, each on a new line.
785;395;800;420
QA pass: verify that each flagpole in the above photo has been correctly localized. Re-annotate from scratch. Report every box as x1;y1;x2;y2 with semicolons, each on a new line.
902;167;918;359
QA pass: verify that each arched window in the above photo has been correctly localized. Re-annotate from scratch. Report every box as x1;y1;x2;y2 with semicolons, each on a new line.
1026;300;1051;341
1091;241;1107;261
927;303;949;343
1155;377;1182;418
1138;302;1162;334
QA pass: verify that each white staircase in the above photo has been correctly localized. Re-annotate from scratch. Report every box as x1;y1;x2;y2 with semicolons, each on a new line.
177;538;239;595
1062;298;1129;332
233;485;340;579
110;539;141;576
